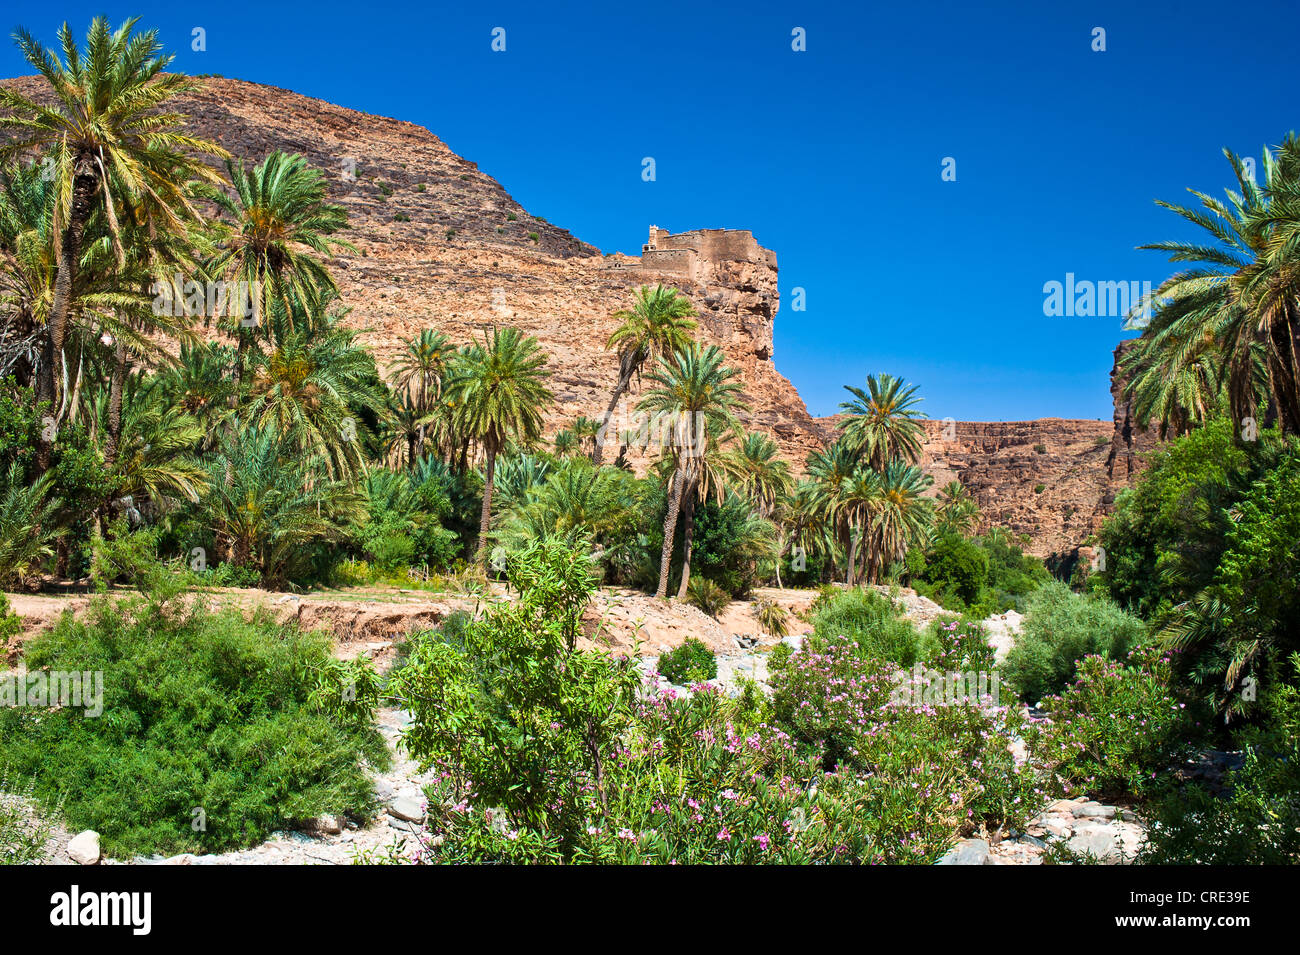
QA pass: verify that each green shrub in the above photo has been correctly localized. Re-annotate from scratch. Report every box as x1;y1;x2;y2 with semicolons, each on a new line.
1139;654;1300;864
1004;580;1144;703
0;593;20;655
754;599;789;637
380;538;638;844
0;588;387;857
767;641;793;673
914;532;986;609
686;577;729;618
683;493;775;597
656;638;717;685
809;587;921;666
1027;643;1194;799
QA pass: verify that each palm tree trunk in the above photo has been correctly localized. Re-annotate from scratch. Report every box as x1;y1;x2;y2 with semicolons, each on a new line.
103;337;127;468
36;164;97;474
845;525;858;586
593;365;635;466
477;443;497;569
655;466;684;598
675;480;698;599
775;531;785;589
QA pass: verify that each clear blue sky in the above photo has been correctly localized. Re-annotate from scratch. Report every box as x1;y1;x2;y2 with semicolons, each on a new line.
3;1;1296;420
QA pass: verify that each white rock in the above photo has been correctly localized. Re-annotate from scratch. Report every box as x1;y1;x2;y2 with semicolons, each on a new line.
68;830;101;865
388;795;425;823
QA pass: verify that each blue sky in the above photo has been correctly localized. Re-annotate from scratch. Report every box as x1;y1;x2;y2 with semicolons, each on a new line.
3;1;1296;420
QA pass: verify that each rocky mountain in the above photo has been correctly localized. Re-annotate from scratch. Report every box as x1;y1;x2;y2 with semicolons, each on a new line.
0;75;1158;559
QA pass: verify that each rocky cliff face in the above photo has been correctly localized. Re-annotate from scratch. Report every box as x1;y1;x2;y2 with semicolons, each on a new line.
1;74;1151;559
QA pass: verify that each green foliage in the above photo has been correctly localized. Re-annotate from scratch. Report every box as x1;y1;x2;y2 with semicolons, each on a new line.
1027;643;1195;800
656;637;717;685
913;529;1049;616
808;587;922;667
685;493;775;596
767;640;793;673
385;538;636;843
914;532;986;608
0;590;387;856
771;634;1042;834
1004;580;1144;703
1095;421;1256;618
754;599;789;637
0;771;53;865
0;593;20;652
685;577;729;618
1160;444;1300;718
1139;655;1300;864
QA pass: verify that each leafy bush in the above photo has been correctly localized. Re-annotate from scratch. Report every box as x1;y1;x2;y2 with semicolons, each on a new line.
684;493;775;597
767;641;793;673
1027;643;1195;799
380;538;636;843
1004;580;1144;703
914;532;986;608
771;634;1042;833
1139;655;1300;864
656;638;717;685
0;586;387;856
808;587;921;666
754;599;789;637
0;593;21;654
686;577;730;617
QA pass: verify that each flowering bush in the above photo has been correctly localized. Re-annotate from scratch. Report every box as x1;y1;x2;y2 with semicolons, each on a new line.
340;541;1043;865
1027;643;1195;799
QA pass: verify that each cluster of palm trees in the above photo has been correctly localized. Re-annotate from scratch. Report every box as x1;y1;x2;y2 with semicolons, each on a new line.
1125;137;1300;439
0;16;960;598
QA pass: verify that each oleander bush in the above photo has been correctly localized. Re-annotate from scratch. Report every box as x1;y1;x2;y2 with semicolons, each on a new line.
1026;643;1196;799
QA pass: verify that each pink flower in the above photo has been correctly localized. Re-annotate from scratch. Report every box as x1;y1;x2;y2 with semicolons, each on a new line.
716;827;732;842
753;834;770;851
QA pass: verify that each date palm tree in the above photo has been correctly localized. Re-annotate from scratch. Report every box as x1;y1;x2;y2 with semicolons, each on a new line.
0;16;227;468
595;285;697;465
205;150;355;407
247;304;385;480
443;327;553;567
803;440;858;582
864;462;934;584
721;431;793;518
636;343;747;597
390;328;453;459
935;479;979;536
1131;140;1300;436
839;373;926;469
